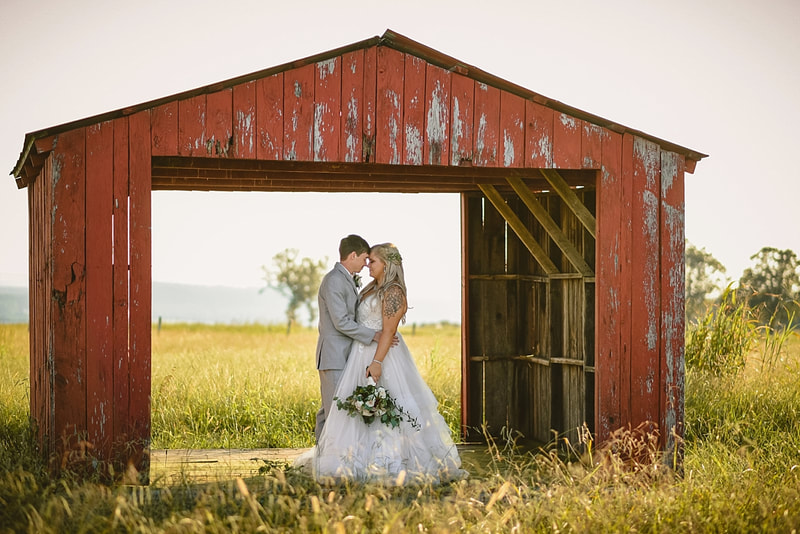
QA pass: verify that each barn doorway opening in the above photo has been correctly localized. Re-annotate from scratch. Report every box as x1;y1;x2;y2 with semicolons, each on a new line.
148;190;463;450
148;158;597;449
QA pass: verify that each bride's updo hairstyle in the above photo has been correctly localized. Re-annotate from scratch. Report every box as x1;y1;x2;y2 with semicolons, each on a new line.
366;243;408;318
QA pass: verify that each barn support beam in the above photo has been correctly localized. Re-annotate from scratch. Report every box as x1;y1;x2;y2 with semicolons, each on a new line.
477;184;558;275
539;169;597;239
505;176;594;276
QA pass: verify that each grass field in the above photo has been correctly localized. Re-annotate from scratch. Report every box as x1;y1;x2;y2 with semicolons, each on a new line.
1;321;799;532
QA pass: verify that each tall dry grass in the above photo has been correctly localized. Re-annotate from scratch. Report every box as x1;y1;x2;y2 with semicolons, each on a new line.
150;322;461;448
1;319;799;532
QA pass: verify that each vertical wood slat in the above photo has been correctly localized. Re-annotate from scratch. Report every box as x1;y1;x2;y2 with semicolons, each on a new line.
450;73;474;166
85;121;114;462
465;195;485;436
178;95;206;156
284;63;315;161
424;63;450;165
630;136;661;428
596;129;623;442
314;58;340;162
582;122;603;169
128;111;152;482
206;89;233;157
29;158;50;453
525;100;554;168
50;127;88;469
481;194;513;436
112;117;130;466
256;73;284;160
376;47;404;164
618;133;635;431
474;82;500;167
660;151;685;457
460;193;474;438
500;91;525;168
233;81;257;159
150;102;178;156
362;46;378;163
402;54;425;165
44;157;54;454
341;49;364;163
553;112;582;169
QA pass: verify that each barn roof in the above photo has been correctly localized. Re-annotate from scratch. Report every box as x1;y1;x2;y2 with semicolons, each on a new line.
11;29;706;186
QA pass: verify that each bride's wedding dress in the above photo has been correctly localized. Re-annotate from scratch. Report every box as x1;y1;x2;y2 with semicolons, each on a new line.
295;293;466;484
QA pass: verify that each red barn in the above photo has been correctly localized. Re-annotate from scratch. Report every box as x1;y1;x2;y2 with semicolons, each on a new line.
11;30;705;481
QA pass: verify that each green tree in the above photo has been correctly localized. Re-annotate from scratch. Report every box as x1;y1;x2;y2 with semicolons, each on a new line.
685;241;728;324
262;249;327;334
738;247;800;328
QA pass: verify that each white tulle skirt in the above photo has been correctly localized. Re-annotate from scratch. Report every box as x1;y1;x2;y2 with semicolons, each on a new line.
294;334;466;485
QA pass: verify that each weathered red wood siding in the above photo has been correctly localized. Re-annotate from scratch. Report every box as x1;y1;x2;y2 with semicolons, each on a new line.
28;117;151;480
659;151;685;457
26;41;690;477
595;130;686;447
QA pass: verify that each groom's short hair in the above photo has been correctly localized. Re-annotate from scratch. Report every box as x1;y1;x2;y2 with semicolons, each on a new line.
339;234;370;260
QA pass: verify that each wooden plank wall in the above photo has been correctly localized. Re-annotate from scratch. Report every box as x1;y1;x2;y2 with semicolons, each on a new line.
464;187;596;444
147;45;605;172
595;130;686;448
26;41;688;475
30;118;152;480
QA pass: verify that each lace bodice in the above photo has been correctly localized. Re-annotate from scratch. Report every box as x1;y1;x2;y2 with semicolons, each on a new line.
357;293;383;330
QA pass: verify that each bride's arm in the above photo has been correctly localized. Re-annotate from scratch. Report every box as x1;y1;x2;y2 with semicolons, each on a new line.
366;285;407;382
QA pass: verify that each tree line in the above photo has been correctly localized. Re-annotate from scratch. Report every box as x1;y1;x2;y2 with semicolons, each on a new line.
686;242;800;329
263;244;800;334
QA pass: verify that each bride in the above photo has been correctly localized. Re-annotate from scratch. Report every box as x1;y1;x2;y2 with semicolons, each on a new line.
295;243;466;485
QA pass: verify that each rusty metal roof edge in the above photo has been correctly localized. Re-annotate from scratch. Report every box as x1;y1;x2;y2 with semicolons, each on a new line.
12;29;707;180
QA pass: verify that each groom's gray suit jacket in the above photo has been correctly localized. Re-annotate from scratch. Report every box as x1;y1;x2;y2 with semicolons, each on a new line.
316;263;375;370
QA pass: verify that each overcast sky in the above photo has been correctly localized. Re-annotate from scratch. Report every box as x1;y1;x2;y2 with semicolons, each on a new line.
1;0;798;321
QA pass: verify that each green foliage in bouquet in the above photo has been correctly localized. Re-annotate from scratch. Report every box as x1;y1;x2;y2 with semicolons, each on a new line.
335;382;420;429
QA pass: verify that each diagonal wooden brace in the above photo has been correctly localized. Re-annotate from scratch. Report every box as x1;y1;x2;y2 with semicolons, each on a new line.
477;184;559;275
506;176;594;276
539;169;597;239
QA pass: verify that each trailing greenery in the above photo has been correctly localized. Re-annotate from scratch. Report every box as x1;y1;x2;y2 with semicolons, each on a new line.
1;322;799;532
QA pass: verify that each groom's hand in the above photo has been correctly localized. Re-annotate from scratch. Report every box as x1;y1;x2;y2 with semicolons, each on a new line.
373;330;399;346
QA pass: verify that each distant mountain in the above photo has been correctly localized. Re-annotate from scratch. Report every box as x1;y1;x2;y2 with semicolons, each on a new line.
0;282;459;325
0;286;28;323
153;282;288;325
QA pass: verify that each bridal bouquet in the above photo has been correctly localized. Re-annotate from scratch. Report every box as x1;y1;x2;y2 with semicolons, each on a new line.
335;378;419;429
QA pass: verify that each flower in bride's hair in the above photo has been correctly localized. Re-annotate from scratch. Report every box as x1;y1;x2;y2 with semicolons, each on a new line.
386;251;403;265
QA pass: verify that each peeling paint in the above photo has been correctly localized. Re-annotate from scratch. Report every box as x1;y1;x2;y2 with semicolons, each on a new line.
405;124;422;165
314;102;327;161
317;58;337;79
388;90;401;164
503;130;515;166
426;80;447;164
661;152;677;192
559;113;577;130
476;113;487;162
345;96;359;162
451;97;462;165
294;81;302;98
236;110;254;155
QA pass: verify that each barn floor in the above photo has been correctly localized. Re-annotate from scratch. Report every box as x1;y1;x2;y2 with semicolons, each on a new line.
149;444;504;484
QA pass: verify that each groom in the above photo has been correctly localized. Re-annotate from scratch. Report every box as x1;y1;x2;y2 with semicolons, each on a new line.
314;234;381;442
